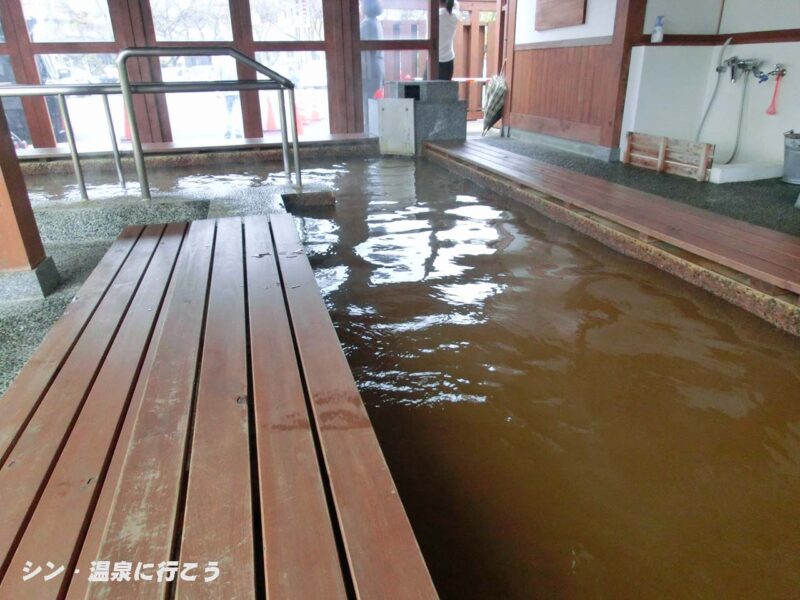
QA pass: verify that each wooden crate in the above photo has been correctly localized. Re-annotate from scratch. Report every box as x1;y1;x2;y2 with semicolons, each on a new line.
622;132;715;182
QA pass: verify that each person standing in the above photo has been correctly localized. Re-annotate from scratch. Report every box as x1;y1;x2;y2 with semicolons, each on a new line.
438;0;459;81
361;0;385;130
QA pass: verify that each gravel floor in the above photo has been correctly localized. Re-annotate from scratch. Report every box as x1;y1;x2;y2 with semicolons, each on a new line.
0;157;332;395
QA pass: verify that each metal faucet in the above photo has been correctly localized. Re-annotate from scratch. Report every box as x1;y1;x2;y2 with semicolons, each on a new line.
755;64;787;83
717;57;762;82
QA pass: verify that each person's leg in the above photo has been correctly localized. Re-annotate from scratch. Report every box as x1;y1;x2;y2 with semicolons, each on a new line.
438;60;454;81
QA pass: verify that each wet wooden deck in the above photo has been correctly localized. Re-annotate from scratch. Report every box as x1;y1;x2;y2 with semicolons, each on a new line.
0;215;437;599
426;140;800;297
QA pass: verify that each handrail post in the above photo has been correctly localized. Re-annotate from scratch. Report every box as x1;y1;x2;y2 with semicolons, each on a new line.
117;54;151;200
277;90;290;177
57;94;88;201
287;88;302;189
102;94;126;190
0;47;304;199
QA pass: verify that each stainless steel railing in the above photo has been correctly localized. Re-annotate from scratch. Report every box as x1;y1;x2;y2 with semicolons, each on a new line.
0;46;303;201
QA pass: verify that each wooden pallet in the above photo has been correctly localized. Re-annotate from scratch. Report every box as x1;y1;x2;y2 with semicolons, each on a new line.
0;216;437;599
622;131;714;182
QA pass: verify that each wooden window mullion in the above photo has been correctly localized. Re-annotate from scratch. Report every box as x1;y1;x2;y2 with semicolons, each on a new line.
229;0;262;138
0;0;56;147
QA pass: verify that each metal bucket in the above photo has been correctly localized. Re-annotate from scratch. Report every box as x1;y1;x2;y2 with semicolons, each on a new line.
785;130;800;184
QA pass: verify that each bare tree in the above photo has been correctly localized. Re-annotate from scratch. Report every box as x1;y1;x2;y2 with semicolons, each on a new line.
251;0;324;41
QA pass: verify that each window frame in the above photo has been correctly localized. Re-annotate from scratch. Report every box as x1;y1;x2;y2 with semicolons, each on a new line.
0;0;441;147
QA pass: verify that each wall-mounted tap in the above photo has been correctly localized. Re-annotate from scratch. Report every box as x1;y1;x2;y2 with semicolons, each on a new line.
717;56;762;82
755;64;787;83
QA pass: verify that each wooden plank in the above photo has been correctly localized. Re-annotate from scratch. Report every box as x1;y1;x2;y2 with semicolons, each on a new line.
0;223;185;599
270;214;437;600
697;143;712;181
83;219;215;600
0;226;142;464
453;141;800;264
664;161;703;180
656;136;667;172
243;215;347;599
628;154;657;169
0;225;165;579
65;231;183;600
454;142;800;272
621;131;632;163
631;132;709;154
434;142;800;293
176;217;254;599
453;143;800;284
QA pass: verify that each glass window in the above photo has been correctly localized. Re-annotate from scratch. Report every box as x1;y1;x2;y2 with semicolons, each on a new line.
255;51;329;140
36;54;126;149
149;0;233;41
359;0;428;41
249;0;324;41
0;9;5;43
159;55;244;142
361;50;427;131
0;56;33;147
21;0;114;43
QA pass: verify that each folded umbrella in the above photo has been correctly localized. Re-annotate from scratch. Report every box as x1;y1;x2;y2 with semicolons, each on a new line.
482;74;508;136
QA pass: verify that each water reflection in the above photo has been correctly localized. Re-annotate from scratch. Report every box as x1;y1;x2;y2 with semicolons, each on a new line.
434;281;506;306
26;157;800;599
295;158;800;599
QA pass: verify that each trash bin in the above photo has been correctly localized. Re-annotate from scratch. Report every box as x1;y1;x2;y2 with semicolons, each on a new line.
785;130;800;184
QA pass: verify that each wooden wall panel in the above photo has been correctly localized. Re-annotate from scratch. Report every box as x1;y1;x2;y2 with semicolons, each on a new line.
509;43;617;145
508;0;646;149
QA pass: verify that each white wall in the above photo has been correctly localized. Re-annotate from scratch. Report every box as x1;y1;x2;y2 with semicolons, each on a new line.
719;0;800;33
643;0;722;35
621;46;716;141
515;0;617;45
622;42;800;165
642;0;800;34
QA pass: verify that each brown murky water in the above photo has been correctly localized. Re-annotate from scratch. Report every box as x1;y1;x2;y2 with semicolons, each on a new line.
296;158;800;599
27;156;800;598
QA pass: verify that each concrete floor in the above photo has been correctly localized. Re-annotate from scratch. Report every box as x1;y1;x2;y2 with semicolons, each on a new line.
477;136;800;237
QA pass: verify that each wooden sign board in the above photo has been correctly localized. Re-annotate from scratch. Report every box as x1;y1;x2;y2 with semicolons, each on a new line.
535;0;587;31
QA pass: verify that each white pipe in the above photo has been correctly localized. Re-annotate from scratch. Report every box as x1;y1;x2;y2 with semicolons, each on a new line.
694;37;734;142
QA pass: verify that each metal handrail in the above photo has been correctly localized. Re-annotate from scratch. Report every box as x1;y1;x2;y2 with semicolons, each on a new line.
117;46;301;199
0;46;303;200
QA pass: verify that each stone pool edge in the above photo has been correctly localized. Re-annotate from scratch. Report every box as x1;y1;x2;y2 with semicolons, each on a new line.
18;139;379;176
424;148;800;337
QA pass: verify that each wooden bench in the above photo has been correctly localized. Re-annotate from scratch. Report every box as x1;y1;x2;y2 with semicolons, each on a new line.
0;215;437;599
425;140;800;296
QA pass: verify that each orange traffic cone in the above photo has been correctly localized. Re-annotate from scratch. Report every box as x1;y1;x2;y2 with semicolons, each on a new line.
299;107;311;127
264;97;278;132
123;109;131;142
